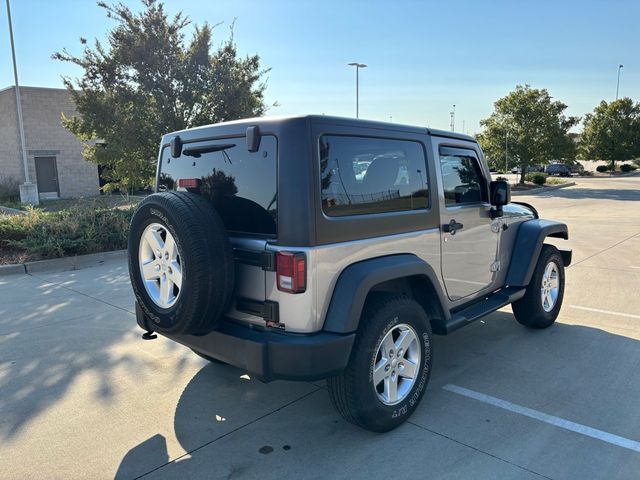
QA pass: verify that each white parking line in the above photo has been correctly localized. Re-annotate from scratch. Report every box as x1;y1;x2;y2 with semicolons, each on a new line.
443;384;640;453
569;305;640;320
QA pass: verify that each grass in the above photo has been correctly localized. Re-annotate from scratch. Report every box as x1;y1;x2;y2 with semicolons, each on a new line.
0;197;140;264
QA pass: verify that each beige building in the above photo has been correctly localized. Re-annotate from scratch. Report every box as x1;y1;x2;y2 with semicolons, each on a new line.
0;86;99;199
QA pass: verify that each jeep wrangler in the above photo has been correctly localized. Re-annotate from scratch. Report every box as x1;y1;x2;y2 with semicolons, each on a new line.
129;115;571;432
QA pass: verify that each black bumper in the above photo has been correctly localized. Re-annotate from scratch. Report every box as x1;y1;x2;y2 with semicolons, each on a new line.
136;302;355;382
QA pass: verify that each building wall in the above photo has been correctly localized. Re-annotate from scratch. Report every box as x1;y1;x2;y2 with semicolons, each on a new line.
20;87;99;198
0;89;24;185
0;86;99;198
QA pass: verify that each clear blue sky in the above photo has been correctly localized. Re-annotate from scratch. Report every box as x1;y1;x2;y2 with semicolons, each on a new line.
1;0;638;133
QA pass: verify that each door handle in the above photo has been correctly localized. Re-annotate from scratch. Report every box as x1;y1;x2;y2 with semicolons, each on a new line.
442;219;464;235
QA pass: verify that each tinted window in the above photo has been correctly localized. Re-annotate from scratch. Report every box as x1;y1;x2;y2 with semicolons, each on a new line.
439;153;485;205
158;135;277;236
320;135;429;217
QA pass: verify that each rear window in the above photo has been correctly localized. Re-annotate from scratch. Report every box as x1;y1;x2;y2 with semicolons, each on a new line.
319;135;429;217
158;135;277;236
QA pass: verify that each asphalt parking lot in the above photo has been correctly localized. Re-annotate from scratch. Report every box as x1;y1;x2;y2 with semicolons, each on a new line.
1;175;639;480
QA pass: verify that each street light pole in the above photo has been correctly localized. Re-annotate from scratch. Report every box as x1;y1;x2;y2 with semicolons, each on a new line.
616;64;624;100
505;130;509;174
347;62;367;118
6;0;38;204
450;104;456;131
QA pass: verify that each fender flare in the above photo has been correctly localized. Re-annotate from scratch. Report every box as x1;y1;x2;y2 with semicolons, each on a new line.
505;219;571;287
322;254;450;334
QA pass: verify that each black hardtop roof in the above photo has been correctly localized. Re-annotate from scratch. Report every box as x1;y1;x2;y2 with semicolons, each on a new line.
161;114;476;144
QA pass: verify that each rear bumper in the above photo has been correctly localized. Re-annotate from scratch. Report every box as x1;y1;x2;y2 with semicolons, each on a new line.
136;302;355;382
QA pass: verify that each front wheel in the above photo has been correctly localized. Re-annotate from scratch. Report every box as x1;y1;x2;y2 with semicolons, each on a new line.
327;295;433;432
512;245;565;329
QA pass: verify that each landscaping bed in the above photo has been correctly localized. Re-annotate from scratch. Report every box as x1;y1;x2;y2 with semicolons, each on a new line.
0;196;140;265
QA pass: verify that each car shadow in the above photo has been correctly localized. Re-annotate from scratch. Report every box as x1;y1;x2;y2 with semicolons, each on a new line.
114;311;640;479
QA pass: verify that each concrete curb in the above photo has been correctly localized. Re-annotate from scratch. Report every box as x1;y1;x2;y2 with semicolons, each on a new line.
512;182;576;196
0;249;127;276
0;206;27;216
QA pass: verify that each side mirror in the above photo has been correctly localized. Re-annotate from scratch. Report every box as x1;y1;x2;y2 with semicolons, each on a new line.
170;136;182;158
489;180;510;218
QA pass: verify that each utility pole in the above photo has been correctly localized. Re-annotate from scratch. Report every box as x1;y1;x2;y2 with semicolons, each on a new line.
616;64;624;100
450;104;456;131
347;62;367;118
505;130;509;174
6;0;38;204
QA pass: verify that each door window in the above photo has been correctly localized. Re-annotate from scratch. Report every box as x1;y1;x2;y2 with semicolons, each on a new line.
439;151;486;206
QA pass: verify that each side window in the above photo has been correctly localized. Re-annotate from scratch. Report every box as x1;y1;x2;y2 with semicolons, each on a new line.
320;135;429;217
439;152;486;206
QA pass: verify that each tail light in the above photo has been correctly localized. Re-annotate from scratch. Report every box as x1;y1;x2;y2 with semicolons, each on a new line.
276;251;306;293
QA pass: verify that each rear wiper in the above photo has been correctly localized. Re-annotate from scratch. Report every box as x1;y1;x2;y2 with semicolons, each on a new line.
182;143;236;158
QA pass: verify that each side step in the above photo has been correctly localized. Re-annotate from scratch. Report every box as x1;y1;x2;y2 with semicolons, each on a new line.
446;287;526;333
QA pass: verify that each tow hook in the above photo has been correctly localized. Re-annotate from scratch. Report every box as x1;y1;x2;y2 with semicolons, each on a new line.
142;330;157;340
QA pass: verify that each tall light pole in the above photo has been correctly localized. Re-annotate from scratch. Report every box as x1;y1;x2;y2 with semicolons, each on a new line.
616;64;624;100
6;0;38;204
450;104;456;131
348;62;367;118
505;130;509;174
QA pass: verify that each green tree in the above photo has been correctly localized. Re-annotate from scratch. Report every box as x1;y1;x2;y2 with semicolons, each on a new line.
54;0;269;192
579;98;640;171
477;85;579;183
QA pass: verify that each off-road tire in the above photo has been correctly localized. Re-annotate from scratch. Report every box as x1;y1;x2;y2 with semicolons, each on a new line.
512;244;565;329
327;295;433;432
128;192;234;335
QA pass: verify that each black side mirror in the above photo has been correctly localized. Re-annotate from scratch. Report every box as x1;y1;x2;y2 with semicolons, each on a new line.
170;136;182;158
246;125;261;152
489;180;510;218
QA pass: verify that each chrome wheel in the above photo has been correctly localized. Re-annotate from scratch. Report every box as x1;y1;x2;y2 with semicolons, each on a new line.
139;223;183;309
540;261;559;312
372;323;420;405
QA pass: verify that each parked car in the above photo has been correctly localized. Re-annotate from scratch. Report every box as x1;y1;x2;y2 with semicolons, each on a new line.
567;161;584;174
129;115;571;432
545;163;572;177
527;164;545;173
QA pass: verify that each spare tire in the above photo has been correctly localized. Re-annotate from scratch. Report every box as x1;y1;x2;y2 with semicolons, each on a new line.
128;192;234;335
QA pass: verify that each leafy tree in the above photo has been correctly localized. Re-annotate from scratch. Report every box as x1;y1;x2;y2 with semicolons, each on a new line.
579;98;640;171
54;0;269;192
477;85;579;183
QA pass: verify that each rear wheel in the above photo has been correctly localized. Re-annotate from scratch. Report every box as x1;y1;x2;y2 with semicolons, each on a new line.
512;245;565;329
327;295;433;432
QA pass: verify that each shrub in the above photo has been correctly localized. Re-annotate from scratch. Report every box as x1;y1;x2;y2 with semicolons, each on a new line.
579;170;594;176
620;163;637;172
496;176;508;182
0;178;21;203
546;177;567;185
596;165;609;172
0;203;134;259
525;172;548;186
